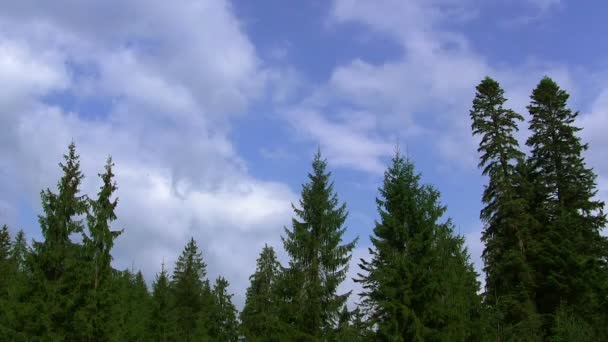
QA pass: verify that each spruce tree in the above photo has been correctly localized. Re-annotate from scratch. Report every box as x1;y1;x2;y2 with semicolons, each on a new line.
240;244;282;341
76;156;124;340
4;229;32;338
171;237;210;341
0;224;10;292
30;142;89;339
357;151;481;341
280;150;357;339
470;77;541;339
525;77;607;336
150;262;174;341
209;276;239;342
0;224;12;336
110;269;152;341
10;230;29;274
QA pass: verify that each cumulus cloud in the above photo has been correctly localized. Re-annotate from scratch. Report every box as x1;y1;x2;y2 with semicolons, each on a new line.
287;107;393;174
0;0;297;307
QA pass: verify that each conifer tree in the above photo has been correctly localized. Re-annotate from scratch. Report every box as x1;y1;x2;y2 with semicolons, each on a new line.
10;230;29;274
4;229;32;338
240;244;282;341
470;77;541;338
76;156;124;340
171;237;210;341
0;224;12;336
209;276;239;342
150;262;174;341
110;269;152;341
525;77;607;335
30;142;89;339
0;224;10;292
280;150;357;339
357;151;481;341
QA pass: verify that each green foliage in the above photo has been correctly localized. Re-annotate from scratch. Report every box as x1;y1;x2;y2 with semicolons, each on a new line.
470;77;541;339
74;156;124;340
280;150;358;339
209;276;239;341
2;229;33;340
525;77;607;336
240;245;282;341
357;151;481;341
150;263;175;341
2;95;606;341
29;142;89;339
109;269;152;341
171;237;212;341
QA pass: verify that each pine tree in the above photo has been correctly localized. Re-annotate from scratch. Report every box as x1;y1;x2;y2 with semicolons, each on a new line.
280;150;357;339
110;269;152;341
469;77;541;339
209;276;239;342
131;271;152;339
357;152;481;341
525;77;607;336
240;244;282;341
171;237;210;341
0;224;13;336
150;262;174;341
4;230;33;338
76;156;124;340
30;142;89;339
10;230;29;274
0;224;11;292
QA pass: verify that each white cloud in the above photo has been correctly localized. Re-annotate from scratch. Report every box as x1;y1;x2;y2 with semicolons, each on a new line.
287;107;394;174
288;0;582;174
0;0;297;308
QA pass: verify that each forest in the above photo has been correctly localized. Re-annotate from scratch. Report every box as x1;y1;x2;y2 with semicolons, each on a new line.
1;76;606;341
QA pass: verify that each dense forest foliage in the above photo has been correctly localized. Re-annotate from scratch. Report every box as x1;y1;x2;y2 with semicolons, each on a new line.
1;76;606;341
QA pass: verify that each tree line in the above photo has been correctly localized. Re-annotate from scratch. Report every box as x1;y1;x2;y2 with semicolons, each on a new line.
0;76;606;341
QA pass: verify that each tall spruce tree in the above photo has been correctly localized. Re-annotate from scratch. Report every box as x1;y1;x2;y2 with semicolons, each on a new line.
76;156;124;340
0;224;10;292
357;151;481;341
470;77;541;339
240;244;282;341
150;262;174;341
171;237;211;341
209;276;239;342
280;150;357;339
0;224;12;336
525;77;607;336
110;269;152;341
4;229;32;339
30;142;89;339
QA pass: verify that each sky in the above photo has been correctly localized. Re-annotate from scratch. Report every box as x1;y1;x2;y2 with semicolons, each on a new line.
1;0;607;308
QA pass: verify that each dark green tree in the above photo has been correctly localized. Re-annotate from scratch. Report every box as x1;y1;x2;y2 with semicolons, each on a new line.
171;237;210;341
30;142;89;339
0;224;10;292
109;269;151;341
10;230;29;274
525;77;607;336
470;77;541;339
357;152;481;341
240;244;282;341
280;150;357;339
75;156;124;340
150;262;174;341
209;276;239;342
0;224;13;336
333;306;373;341
3;229;33;339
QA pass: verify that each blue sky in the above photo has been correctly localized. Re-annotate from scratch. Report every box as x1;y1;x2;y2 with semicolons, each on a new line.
1;0;607;307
